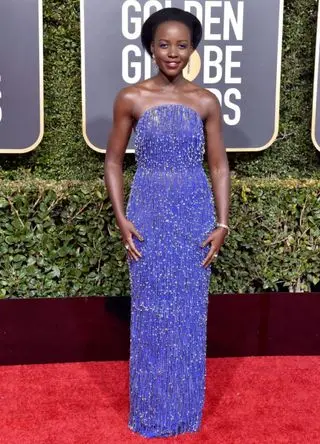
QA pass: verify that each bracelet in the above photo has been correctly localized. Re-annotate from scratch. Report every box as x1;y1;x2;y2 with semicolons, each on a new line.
216;222;230;235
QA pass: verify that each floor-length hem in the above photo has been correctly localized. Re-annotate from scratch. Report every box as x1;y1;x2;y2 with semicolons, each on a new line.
128;419;202;438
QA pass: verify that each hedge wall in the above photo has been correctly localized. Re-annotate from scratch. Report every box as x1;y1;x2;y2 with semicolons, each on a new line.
0;0;319;180
0;178;319;299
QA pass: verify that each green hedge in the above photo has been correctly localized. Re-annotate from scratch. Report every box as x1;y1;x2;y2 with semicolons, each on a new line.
0;178;319;298
0;0;319;179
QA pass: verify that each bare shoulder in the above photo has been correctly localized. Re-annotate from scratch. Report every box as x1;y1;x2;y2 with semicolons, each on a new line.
199;88;221;119
113;85;138;113
187;82;221;120
114;80;155;115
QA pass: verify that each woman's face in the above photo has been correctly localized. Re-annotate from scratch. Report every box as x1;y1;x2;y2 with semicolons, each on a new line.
151;20;194;76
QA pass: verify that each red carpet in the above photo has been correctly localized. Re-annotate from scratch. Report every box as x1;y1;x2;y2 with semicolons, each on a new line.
1;357;320;443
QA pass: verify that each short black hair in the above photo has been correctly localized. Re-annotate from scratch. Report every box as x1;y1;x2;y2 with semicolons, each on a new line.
151;19;193;42
141;8;202;57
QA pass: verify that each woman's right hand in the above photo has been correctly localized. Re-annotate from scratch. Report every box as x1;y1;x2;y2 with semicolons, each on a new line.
118;218;144;261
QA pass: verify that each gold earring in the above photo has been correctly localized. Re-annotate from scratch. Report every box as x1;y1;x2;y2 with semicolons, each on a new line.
187;60;191;74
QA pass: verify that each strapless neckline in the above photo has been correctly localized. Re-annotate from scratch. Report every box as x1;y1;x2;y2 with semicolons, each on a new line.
134;103;204;132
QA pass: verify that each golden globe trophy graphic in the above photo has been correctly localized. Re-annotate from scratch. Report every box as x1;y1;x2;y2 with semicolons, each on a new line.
183;49;201;81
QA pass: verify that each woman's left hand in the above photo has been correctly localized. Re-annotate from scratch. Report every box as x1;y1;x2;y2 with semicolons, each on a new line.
201;227;228;268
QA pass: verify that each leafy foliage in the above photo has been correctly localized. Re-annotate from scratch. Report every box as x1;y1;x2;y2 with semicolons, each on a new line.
0;179;318;299
211;179;320;293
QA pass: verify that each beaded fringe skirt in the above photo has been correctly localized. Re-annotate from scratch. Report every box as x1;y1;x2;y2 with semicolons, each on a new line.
126;104;216;438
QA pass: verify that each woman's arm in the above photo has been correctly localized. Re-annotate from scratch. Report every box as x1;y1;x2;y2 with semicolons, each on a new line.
205;93;230;227
201;92;231;268
104;88;133;224
104;88;143;261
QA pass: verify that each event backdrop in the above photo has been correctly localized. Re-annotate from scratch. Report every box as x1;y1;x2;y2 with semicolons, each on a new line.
81;0;284;153
0;0;43;153
312;0;320;152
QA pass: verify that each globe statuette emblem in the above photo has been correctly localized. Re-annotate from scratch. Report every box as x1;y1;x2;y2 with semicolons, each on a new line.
183;50;201;81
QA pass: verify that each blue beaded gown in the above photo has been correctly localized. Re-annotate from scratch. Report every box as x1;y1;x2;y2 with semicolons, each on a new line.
126;103;216;438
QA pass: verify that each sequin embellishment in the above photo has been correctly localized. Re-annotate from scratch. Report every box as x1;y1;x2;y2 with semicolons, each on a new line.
126;103;216;438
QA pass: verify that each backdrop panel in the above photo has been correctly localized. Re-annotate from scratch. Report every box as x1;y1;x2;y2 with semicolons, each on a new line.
0;0;44;153
81;0;284;153
312;0;320;152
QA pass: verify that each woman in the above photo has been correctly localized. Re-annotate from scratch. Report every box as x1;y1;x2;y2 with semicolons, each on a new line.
105;7;230;438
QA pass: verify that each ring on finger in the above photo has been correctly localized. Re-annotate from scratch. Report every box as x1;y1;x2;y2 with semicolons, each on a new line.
125;243;130;250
